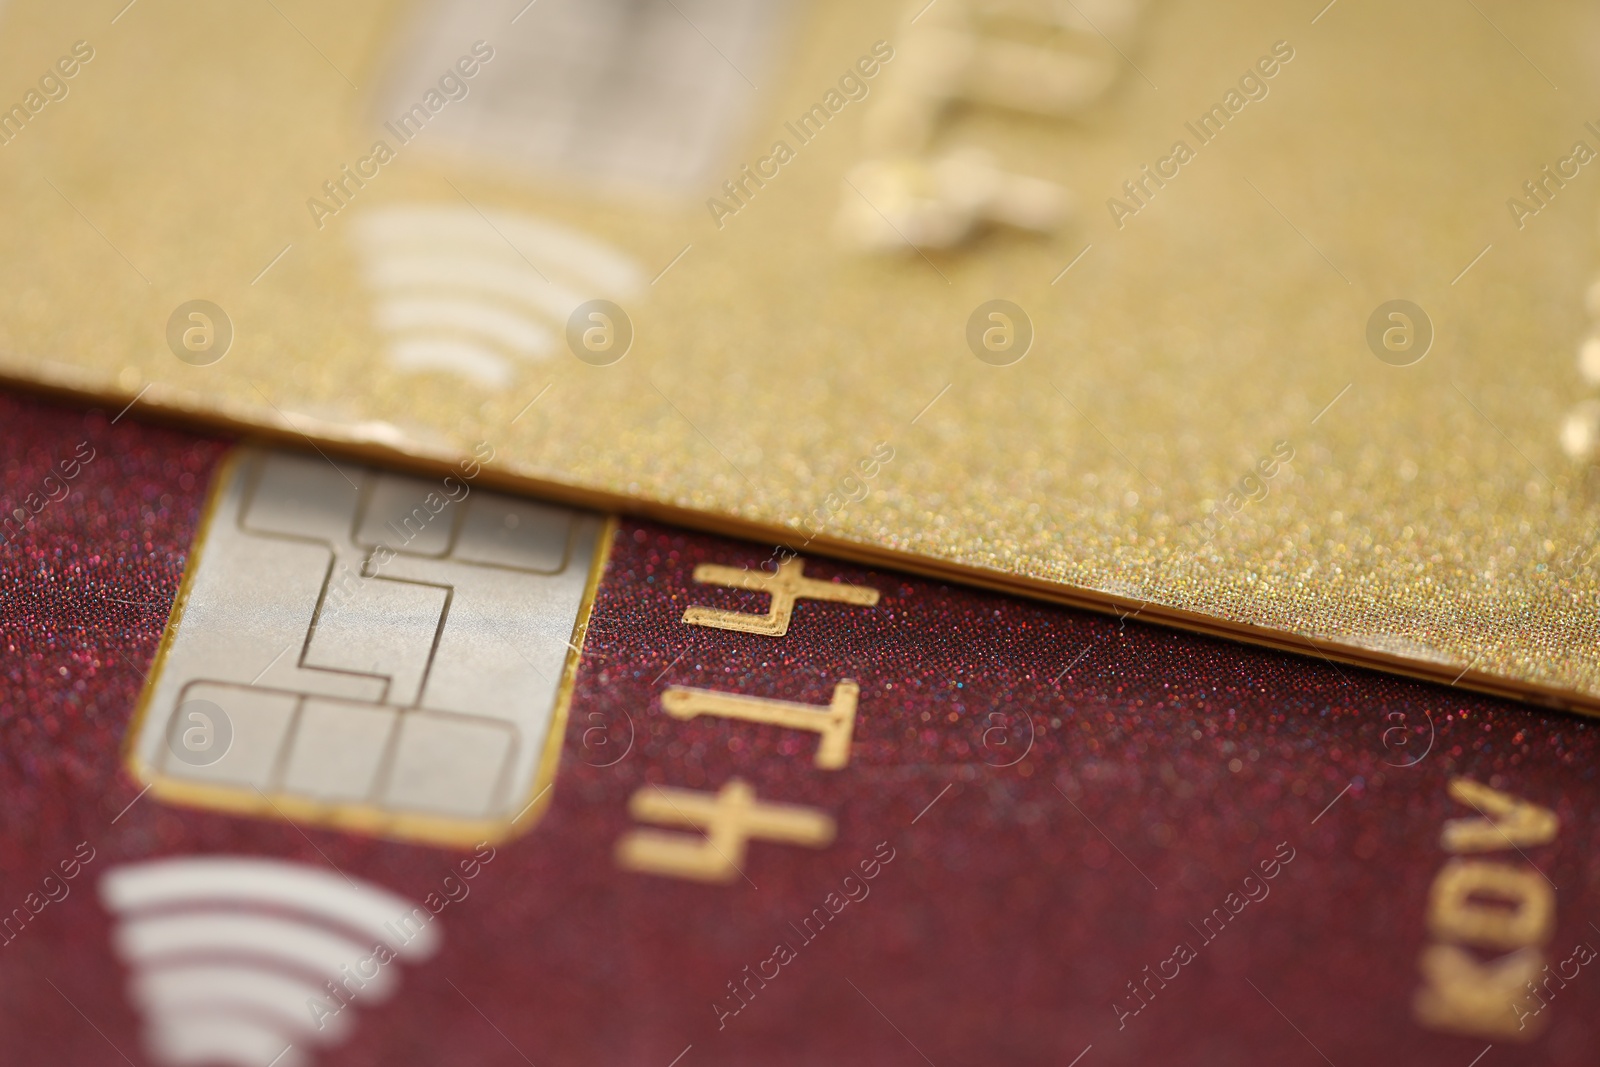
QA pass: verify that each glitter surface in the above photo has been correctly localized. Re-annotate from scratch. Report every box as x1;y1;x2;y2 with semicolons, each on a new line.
3;392;1598;1063
0;1;1598;711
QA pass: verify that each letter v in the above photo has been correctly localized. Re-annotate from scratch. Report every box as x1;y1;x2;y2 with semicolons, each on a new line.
1440;778;1557;853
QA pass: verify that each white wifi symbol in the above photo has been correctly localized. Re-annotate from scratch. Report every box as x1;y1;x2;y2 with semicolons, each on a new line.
100;857;440;1067
351;203;645;388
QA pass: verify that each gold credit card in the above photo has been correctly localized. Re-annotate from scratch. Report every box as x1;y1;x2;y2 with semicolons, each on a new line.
2;0;1599;710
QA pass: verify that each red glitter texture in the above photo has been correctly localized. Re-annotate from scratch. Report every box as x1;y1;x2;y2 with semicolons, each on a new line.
1;390;1597;1065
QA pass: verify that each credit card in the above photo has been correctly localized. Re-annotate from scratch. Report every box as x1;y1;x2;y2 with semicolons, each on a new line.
4;390;1598;1064
0;0;1596;714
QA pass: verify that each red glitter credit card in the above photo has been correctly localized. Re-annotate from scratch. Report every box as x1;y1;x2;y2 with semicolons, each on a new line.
3;389;1598;1066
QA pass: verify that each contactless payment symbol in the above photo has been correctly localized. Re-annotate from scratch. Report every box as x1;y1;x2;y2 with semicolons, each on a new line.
101;856;440;1067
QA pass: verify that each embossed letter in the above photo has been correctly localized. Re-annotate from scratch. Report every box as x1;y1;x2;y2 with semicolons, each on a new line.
1441;778;1558;853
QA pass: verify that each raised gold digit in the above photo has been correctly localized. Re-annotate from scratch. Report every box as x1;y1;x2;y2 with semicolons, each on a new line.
683;558;879;637
615;780;835;884
662;681;859;769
